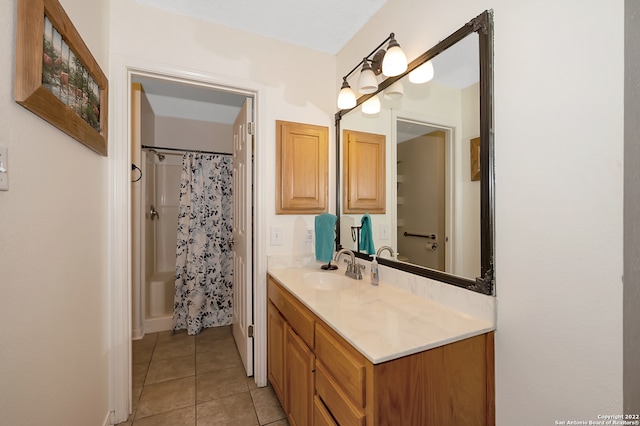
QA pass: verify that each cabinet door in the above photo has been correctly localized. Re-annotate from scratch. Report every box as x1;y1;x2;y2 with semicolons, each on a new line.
276;120;328;214
343;129;386;213
267;302;286;407
285;324;315;426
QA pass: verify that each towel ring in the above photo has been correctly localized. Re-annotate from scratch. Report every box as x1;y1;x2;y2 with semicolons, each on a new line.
131;164;142;182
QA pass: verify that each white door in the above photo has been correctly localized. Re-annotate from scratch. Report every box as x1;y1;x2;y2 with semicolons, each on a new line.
232;98;254;376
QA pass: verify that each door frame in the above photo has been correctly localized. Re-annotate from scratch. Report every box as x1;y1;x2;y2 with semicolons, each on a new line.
108;55;268;424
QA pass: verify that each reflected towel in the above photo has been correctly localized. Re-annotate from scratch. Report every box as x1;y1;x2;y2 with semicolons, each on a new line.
315;213;337;263
359;213;375;255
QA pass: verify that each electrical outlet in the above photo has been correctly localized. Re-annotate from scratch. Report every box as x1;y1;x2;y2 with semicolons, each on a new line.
271;226;283;246
306;228;314;243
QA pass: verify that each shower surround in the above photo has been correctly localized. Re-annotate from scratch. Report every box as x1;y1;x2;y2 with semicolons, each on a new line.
143;152;181;333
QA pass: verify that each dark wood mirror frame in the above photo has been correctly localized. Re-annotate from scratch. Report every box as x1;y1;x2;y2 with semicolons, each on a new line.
335;10;494;295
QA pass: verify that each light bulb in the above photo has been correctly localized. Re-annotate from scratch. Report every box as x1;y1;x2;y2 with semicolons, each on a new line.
337;79;356;109
409;60;435;84
362;95;381;115
357;60;378;94
382;35;407;77
384;80;404;99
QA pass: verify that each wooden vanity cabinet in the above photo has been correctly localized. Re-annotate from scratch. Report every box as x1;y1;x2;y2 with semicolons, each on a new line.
267;277;315;426
267;274;495;426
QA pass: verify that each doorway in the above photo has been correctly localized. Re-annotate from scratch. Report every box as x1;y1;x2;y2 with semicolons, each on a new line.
109;57;268;424
130;74;255;372
392;117;455;274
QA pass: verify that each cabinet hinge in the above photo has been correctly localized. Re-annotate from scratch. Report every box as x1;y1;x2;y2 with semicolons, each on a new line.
248;122;255;135
248;324;254;337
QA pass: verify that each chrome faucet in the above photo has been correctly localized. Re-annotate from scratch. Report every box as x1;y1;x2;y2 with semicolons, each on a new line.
334;248;365;280
376;246;395;259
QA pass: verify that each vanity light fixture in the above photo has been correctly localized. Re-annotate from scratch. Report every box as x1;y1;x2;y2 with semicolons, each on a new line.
384;80;404;99
381;34;408;77
409;60;435;84
357;59;379;94
361;94;381;115
337;33;408;110
337;77;357;109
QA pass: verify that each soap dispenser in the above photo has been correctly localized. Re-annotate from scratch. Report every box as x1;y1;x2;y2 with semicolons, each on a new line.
370;255;379;285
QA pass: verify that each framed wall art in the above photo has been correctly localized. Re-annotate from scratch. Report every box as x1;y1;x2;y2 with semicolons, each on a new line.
470;136;480;181
14;0;108;156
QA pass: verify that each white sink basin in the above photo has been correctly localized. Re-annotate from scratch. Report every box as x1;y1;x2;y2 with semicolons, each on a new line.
302;272;354;291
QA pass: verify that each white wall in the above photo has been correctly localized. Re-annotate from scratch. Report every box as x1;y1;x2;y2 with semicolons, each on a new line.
624;0;640;414
0;0;111;424
110;0;337;256
339;0;624;423
460;83;481;278
154;116;233;153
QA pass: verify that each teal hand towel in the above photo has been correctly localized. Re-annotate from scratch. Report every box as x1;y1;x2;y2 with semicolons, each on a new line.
315;213;337;263
359;213;375;255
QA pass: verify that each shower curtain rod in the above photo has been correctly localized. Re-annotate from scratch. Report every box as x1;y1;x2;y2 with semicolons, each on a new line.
141;144;232;156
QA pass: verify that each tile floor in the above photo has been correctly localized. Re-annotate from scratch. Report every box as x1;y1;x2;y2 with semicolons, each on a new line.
117;325;288;426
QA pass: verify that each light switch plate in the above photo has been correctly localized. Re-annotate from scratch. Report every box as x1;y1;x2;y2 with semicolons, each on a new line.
0;145;8;191
380;223;389;240
271;226;283;246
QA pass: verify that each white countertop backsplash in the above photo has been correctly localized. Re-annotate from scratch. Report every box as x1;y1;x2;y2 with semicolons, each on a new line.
267;254;496;364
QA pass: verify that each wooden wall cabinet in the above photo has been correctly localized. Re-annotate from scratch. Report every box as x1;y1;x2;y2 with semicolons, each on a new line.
343;129;386;214
276;120;328;214
267;275;495;426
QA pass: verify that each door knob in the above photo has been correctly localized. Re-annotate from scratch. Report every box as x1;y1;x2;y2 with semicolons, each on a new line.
149;205;159;220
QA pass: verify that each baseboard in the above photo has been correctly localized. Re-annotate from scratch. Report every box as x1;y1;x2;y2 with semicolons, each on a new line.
103;411;113;426
144;315;173;333
132;326;144;340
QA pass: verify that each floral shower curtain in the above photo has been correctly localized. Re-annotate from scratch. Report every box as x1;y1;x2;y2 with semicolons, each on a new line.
173;152;233;335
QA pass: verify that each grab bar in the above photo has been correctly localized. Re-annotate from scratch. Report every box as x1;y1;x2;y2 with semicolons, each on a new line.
403;232;436;240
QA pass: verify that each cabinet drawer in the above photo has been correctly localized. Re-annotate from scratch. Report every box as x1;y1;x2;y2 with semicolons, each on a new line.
313;395;337;426
268;277;314;348
316;362;365;426
315;323;366;407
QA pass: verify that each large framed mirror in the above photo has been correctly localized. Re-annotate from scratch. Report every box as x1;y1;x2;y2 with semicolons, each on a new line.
335;10;494;295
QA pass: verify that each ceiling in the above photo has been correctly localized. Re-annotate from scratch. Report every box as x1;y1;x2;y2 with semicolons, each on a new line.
132;75;248;124
131;0;477;127
133;0;388;55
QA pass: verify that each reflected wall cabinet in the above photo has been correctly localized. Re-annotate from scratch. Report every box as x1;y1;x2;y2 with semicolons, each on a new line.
343;129;386;214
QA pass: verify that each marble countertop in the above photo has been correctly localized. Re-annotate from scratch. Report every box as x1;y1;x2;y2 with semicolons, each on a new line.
267;262;495;364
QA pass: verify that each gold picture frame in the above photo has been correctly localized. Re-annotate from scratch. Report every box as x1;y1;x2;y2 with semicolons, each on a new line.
470;137;480;181
14;0;108;156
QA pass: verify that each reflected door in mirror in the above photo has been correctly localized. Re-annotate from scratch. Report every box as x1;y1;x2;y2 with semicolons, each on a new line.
397;130;445;270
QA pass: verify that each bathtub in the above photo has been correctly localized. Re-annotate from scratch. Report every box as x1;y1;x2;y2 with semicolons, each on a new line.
144;270;175;333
